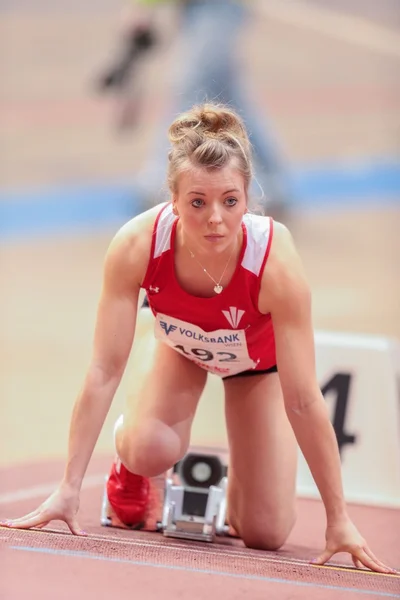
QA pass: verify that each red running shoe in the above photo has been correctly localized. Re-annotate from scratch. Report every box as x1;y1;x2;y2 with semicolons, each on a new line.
104;458;150;528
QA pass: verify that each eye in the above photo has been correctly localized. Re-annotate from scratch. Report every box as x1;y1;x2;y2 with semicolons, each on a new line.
191;198;205;208
225;197;238;206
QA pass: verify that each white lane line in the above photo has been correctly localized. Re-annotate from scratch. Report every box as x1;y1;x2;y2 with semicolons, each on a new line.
0;474;105;505
257;0;400;59
3;525;352;572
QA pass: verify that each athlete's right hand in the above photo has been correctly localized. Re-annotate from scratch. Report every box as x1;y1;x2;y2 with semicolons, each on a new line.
0;484;86;535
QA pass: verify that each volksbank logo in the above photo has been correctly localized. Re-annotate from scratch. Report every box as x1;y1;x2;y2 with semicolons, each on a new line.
160;321;178;336
222;307;245;328
159;319;240;343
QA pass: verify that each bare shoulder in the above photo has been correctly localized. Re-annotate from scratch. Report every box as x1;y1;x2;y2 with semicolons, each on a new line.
103;203;166;289
266;220;304;272
259;220;311;312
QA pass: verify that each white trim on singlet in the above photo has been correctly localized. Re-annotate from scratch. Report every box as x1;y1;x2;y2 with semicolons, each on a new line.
241;213;271;276
154;204;176;258
153;205;271;275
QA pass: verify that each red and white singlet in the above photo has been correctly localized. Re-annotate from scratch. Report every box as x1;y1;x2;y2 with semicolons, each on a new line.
141;204;276;377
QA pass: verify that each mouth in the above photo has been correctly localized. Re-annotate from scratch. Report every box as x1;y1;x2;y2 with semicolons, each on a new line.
204;234;224;240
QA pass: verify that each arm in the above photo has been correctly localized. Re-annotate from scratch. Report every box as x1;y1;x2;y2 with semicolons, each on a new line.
260;223;395;573
2;225;142;532
61;228;142;492
261;224;347;524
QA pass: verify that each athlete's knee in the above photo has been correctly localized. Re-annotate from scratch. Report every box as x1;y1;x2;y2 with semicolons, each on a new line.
241;526;289;551
115;417;185;477
235;510;296;551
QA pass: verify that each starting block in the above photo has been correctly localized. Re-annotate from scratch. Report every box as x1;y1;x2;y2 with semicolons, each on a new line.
101;449;230;542
161;452;229;542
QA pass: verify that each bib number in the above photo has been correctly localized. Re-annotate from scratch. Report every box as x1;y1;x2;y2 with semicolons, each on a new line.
154;313;257;376
174;344;237;363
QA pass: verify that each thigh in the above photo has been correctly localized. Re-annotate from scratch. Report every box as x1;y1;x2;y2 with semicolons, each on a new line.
124;308;208;449
133;341;207;431
224;372;298;547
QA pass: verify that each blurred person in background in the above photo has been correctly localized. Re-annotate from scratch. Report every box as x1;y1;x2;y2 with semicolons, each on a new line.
97;0;294;219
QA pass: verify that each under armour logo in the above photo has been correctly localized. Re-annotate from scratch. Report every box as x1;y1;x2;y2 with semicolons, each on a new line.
149;286;159;293
222;307;245;328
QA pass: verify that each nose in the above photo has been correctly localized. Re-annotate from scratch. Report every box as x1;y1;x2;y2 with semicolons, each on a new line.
208;204;223;225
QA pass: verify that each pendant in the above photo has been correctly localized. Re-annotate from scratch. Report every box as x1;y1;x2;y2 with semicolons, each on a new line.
214;284;223;294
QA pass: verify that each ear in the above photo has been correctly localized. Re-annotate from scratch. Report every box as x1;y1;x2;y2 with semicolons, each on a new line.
172;203;179;216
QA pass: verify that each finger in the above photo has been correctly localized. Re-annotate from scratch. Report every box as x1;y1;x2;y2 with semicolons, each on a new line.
2;508;42;526
66;515;87;536
34;521;50;530
311;549;334;566
363;546;398;574
352;556;363;570
355;549;393;574
4;513;51;530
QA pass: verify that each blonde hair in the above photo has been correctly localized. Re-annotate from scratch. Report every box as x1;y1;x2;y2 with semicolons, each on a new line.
167;103;253;194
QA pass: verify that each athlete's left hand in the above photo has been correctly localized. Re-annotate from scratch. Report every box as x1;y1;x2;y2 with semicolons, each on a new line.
312;517;398;574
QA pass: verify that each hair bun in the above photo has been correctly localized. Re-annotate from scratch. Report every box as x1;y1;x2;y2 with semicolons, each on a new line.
198;105;237;135
169;103;247;144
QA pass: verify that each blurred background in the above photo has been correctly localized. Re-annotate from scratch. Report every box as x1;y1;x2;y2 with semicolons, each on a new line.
1;0;399;467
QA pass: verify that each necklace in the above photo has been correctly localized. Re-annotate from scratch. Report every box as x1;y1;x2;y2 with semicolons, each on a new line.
187;244;236;294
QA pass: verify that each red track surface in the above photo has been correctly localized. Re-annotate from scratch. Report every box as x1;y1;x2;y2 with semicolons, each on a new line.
1;456;399;599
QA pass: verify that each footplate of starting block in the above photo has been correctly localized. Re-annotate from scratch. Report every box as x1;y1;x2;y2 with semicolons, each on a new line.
100;450;230;542
160;451;229;542
161;478;228;542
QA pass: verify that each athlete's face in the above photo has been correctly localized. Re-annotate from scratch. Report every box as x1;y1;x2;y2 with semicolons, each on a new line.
173;163;247;255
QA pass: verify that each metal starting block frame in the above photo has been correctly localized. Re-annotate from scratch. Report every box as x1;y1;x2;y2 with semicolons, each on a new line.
100;450;230;543
160;475;228;542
